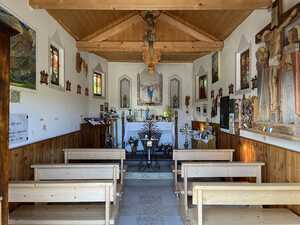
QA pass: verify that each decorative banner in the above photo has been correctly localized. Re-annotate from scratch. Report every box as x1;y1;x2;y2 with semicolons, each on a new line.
9;114;29;145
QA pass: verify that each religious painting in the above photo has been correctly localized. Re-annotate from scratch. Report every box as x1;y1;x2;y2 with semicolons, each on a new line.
50;44;60;86
137;69;162;106
240;49;250;90
236;48;251;93
120;76;131;108
241;95;253;129
212;52;220;83
169;76;181;109
196;75;208;101
0;6;36;90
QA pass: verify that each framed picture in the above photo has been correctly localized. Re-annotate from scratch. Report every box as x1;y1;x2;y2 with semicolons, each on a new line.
236;47;251;93
169;76;181;109
195;73;208;102
120;76;131;109
137;68;162;106
212;52;220;83
0;6;36;90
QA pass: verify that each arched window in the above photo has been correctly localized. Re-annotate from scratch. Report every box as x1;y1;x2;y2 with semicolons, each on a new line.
120;76;131;108
169;76;181;109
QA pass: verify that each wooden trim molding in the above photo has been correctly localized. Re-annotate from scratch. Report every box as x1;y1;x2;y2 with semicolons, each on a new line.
29;0;271;10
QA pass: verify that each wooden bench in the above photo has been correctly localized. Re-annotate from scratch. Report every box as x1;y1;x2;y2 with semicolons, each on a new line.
179;162;264;211
63;148;126;184
190;183;300;225
173;149;235;189
31;163;121;204
9;181;116;225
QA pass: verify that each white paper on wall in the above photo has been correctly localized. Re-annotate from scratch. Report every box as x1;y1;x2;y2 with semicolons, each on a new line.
9;114;29;145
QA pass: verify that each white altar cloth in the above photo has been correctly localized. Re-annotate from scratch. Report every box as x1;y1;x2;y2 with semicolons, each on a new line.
124;122;175;151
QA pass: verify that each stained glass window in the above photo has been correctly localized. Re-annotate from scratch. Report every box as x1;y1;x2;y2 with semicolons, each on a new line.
93;72;103;96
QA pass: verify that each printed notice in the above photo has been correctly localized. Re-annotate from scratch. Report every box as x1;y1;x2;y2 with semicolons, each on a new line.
9;114;29;145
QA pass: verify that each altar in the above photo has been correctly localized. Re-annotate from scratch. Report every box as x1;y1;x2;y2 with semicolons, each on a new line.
124;122;175;152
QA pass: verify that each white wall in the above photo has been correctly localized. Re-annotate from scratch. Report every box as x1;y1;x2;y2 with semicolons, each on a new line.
3;0;90;148
193;0;299;124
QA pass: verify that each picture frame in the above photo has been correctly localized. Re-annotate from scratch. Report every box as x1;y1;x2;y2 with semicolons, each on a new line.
212;52;220;83
236;47;251;94
196;74;208;101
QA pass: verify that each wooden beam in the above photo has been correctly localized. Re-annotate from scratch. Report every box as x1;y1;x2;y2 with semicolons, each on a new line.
159;12;218;42
29;0;271;10
0;27;15;225
82;13;142;41
77;41;223;52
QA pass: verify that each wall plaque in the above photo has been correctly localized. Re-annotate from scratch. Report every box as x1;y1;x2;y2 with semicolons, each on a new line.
9;114;29;145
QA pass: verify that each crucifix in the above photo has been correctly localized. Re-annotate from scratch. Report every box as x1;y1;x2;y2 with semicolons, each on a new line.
256;2;300;123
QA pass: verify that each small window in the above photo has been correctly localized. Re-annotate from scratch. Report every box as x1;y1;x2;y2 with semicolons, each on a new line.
93;72;103;96
49;43;64;89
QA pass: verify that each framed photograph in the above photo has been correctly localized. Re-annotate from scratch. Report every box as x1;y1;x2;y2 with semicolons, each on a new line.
212;52;220;83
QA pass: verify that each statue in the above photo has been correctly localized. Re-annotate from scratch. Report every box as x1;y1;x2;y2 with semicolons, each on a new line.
256;47;270;122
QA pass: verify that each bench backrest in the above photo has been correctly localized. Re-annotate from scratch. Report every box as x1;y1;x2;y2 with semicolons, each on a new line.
63;148;126;160
173;149;234;161
9;181;114;203
31;164;120;181
192;183;300;206
181;162;264;181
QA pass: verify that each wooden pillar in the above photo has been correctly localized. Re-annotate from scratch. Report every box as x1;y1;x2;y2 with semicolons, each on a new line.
0;24;18;225
175;110;178;149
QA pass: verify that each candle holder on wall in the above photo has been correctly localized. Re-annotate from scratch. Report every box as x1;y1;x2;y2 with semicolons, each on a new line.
66;80;71;91
40;70;49;85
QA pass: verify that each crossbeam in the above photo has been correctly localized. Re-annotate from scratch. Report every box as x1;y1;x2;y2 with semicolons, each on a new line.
77;41;224;52
29;0;271;10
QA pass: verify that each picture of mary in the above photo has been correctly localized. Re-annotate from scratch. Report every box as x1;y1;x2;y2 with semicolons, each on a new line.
137;69;162;105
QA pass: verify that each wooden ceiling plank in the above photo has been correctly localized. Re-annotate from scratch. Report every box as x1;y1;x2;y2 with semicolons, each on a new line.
159;12;219;42
29;0;271;10
77;41;223;52
82;12;139;41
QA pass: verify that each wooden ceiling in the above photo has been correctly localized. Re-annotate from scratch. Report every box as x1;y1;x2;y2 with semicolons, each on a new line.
36;0;272;62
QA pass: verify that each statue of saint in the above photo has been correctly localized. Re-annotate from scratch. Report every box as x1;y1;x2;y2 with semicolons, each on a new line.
256;47;270;122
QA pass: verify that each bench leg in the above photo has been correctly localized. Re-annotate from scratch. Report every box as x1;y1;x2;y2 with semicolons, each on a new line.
184;170;188;212
105;185;110;225
197;190;203;225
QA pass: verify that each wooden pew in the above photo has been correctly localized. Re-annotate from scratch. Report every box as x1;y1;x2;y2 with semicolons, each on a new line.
9;181;116;225
173;149;235;189
31;163;121;204
190;183;300;225
179;162;264;211
63;148;126;184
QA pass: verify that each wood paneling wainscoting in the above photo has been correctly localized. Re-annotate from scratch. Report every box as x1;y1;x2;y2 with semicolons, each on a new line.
217;130;300;215
9;132;81;181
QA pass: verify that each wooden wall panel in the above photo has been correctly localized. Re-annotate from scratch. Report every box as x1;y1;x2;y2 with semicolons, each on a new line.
9;132;81;181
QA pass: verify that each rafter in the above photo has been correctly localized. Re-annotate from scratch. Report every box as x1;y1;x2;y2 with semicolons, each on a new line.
29;0;271;10
159;12;219;42
77;41;223;52
82;13;143;42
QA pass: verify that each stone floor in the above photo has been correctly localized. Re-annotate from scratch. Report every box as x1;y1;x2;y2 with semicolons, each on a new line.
117;179;184;225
